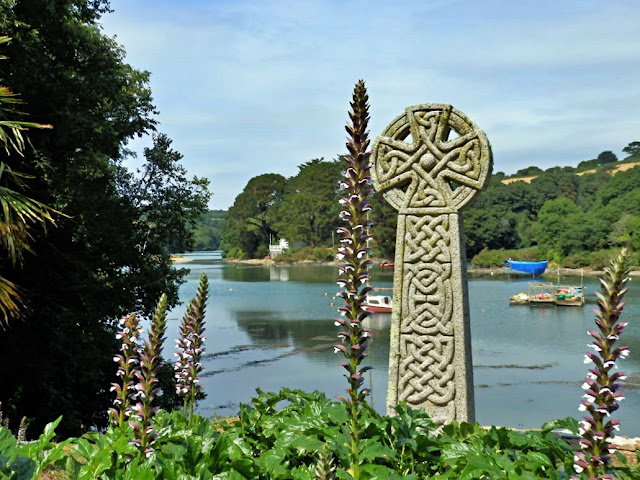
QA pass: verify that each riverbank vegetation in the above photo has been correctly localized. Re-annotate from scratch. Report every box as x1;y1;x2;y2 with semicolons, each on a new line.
216;144;640;269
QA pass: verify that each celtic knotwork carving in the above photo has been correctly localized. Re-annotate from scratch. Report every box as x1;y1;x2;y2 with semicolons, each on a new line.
398;214;455;407
398;334;455;406
371;104;491;214
401;215;453;337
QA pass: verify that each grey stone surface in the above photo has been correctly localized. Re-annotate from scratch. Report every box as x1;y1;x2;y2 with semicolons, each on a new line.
371;104;492;423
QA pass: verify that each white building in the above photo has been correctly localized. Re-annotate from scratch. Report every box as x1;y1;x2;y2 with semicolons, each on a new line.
268;238;289;258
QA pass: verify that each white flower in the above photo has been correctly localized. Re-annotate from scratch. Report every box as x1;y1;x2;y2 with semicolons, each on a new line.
578;404;588;411
581;382;590;390
582;394;595;403
583;354;593;364
619;349;630;358
588;343;602;352
604;360;617;369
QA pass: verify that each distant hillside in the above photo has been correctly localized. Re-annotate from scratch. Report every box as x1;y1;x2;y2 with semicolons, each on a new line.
501;161;640;185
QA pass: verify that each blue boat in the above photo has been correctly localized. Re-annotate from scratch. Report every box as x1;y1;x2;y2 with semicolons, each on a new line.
504;260;548;275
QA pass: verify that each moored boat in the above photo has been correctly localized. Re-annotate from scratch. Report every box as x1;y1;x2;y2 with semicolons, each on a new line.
509;292;529;305
363;295;392;313
504;260;548;276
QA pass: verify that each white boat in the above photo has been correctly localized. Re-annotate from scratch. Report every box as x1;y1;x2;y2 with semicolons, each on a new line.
363;295;392;313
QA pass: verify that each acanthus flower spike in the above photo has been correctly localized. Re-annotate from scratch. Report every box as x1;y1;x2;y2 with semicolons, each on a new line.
572;249;631;480
333;80;374;480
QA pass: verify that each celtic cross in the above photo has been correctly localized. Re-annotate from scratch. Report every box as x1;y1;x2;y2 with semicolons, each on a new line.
371;104;492;423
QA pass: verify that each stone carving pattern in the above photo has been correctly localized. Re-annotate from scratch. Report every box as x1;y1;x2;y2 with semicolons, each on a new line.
372;104;490;214
399;214;455;407
372;104;491;420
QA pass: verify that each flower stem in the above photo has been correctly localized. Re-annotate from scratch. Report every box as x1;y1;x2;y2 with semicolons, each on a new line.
334;80;374;480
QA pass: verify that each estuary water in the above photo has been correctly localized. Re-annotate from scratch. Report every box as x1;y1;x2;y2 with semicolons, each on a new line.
167;251;640;436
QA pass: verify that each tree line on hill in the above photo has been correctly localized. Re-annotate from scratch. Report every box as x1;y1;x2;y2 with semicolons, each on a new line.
211;142;640;268
0;1;209;437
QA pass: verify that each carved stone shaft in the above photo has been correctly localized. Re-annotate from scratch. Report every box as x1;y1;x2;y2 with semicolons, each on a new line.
371;104;492;424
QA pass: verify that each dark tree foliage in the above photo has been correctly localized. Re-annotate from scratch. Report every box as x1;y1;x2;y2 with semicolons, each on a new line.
272;158;343;247
622;141;640;159
514;165;543;177
221;173;286;259
368;190;397;259
463;161;640;262
0;0;209;437
597;150;617;164
192;210;227;251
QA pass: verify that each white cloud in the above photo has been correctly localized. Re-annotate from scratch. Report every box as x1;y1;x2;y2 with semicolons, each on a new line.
101;0;640;209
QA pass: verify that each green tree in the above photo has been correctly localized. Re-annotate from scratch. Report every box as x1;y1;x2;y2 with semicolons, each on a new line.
272;158;343;246
192;209;227;251
622;141;640;159
514;165;543;177
531;197;609;258
119;133;210;254
221;173;286;258
608;213;640;250
597;150;618;164
0;1;208;437
369;190;397;259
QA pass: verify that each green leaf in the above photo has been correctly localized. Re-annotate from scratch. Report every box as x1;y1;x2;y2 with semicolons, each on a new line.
541;417;579;435
359;463;406;479
522;451;553;468
212;468;250;480
359;439;397;462
441;442;471;463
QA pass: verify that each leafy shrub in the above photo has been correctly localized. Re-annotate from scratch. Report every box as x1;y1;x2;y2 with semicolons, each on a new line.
13;389;635;479
561;252;591;268
589;249;620;270
471;247;542;268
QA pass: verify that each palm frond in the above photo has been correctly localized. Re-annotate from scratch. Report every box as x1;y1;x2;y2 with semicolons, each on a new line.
0;275;24;329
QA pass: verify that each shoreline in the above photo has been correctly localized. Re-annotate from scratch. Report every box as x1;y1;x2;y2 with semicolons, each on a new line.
170;255;194;264
208;257;640;276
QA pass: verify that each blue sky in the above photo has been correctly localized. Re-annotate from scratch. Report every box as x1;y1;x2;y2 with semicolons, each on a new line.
100;0;640;210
